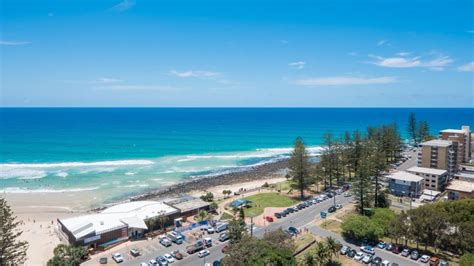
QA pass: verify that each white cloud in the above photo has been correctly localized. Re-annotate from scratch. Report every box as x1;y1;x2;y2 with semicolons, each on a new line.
0;40;30;46
295;76;398;86
371;54;453;70
288;61;306;69
169;70;220;78
396;52;411;57
458;62;474;72
95;84;180;91
94;77;122;84
112;0;135;12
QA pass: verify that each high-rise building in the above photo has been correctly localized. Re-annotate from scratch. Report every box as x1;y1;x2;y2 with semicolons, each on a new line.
440;126;472;163
418;139;457;176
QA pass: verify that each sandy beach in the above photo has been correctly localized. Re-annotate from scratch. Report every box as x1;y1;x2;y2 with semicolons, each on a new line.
2;159;289;265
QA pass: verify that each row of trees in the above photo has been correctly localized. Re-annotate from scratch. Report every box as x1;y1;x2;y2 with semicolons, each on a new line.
289;123;402;213
342;199;474;256
407;112;433;145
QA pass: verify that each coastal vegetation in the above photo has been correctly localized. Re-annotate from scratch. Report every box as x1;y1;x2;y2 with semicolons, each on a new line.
47;244;87;266
200;192;214;202
342;199;474;256
222;229;295;266
289;137;312;200
0;198;29;265
299;237;342;266
407;112;433;145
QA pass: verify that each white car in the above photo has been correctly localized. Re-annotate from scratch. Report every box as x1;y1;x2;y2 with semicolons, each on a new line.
164;254;175;263
206;226;215;234
362;254;372;264
420;255;431;263
354;251;364;261
198;250;210;258
111;253;124;263
140;263;148;266
382;260;390;266
149;259;157;265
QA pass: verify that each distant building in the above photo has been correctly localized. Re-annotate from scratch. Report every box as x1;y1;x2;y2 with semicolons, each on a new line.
439;126;471;163
164;196;210;219
418;139;457;176
388;171;424;198
446;180;474;200
406;166;448;191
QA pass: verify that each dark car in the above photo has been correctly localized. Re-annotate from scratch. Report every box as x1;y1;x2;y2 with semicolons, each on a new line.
284;229;294;236
328;206;336;213
287;208;294;213
391;245;402;254
283;209;290;215
385;243;393;251
347;249;356;258
99;258;107;265
281;211;287;217
371;256;382;266
171;250;183;260
213;261;221;266
274;212;282;219
288;226;299;235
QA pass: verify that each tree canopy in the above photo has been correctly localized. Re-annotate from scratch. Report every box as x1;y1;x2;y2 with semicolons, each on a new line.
0;198;29;265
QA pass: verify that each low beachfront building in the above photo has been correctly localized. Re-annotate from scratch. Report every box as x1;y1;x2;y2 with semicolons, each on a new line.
406;166;448;191
57;201;179;249
446;180;474;200
388;171;424;198
164;196;210;219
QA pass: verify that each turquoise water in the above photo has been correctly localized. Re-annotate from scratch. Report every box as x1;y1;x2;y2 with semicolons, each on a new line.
1;108;473;202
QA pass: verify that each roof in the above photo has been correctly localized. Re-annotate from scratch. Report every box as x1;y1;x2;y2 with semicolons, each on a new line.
389;171;424;182
60;201;179;240
230;199;252;208
407;166;447;176
421;139;452;147
165;197;210;213
440;129;467;134
446;180;474;193
455;172;474;180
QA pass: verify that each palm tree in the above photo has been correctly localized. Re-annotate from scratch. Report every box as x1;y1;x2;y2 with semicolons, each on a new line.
157;214;169;232
197;209;209;222
325;237;341;260
314;241;330;266
303;253;315;266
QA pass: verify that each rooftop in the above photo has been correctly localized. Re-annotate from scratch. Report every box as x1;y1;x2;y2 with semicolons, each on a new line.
421;139;452;147
389;171;424;182
455;172;474;180
407;166;447;176
59;201;179;240
165;196;210;213
440;129;467;134
446;180;474;193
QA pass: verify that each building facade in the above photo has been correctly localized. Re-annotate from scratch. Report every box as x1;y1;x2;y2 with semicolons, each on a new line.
388;171;424;197
418;139;457;176
406;166;448;191
439;126;471;164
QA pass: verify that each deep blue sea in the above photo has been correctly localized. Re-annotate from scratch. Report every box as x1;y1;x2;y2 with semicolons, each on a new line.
1;108;473;203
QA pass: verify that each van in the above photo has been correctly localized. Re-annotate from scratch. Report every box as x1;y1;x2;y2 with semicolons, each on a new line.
215;222;228;232
204;237;212;247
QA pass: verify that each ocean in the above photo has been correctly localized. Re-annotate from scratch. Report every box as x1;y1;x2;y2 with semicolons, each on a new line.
1;108;473;203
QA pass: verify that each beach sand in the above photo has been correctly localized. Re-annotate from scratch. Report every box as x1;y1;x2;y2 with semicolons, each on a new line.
2;160;289;265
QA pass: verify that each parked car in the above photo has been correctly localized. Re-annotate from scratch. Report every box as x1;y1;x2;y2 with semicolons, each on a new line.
420;255;430;263
171;250;183;260
139;263;148;266
160;238;172;247
283;209;290;215
410;250;420;260
401;248;410;257
345;248;355;258
111;253;123;263
362;254;373;264
130;248;140;257
265;216;274;222
293;206;299;212
381;260;390;266
274;212;282;219
377;242;386;249
371;256;382;266
288;226;299;235
429;256;440;266
391;245;402;254
157;256;168;266
99;257;107;265
335;204;343;209
439;259;449;266
385;243;393;251
198;250;210;258
361;245;375;254
163;254;175;263
204;237;213;247
207;226;215;234
340;245;349;255
218;232;229;242
149;259;157;266
287;207;294;213
284;229;294;236
281;211;287;217
354;252;364;261
328;206;336;213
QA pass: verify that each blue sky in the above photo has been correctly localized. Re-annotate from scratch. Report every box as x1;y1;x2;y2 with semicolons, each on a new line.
1;0;473;107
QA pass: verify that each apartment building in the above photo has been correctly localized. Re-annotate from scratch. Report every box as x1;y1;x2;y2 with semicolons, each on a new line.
407;166;448;191
439;126;471;163
388;171;424;198
418;139;457;176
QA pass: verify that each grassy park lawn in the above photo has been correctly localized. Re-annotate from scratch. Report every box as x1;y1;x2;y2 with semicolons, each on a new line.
243;192;298;217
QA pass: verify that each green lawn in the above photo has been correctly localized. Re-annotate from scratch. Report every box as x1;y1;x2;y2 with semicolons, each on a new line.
243;192;298;217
